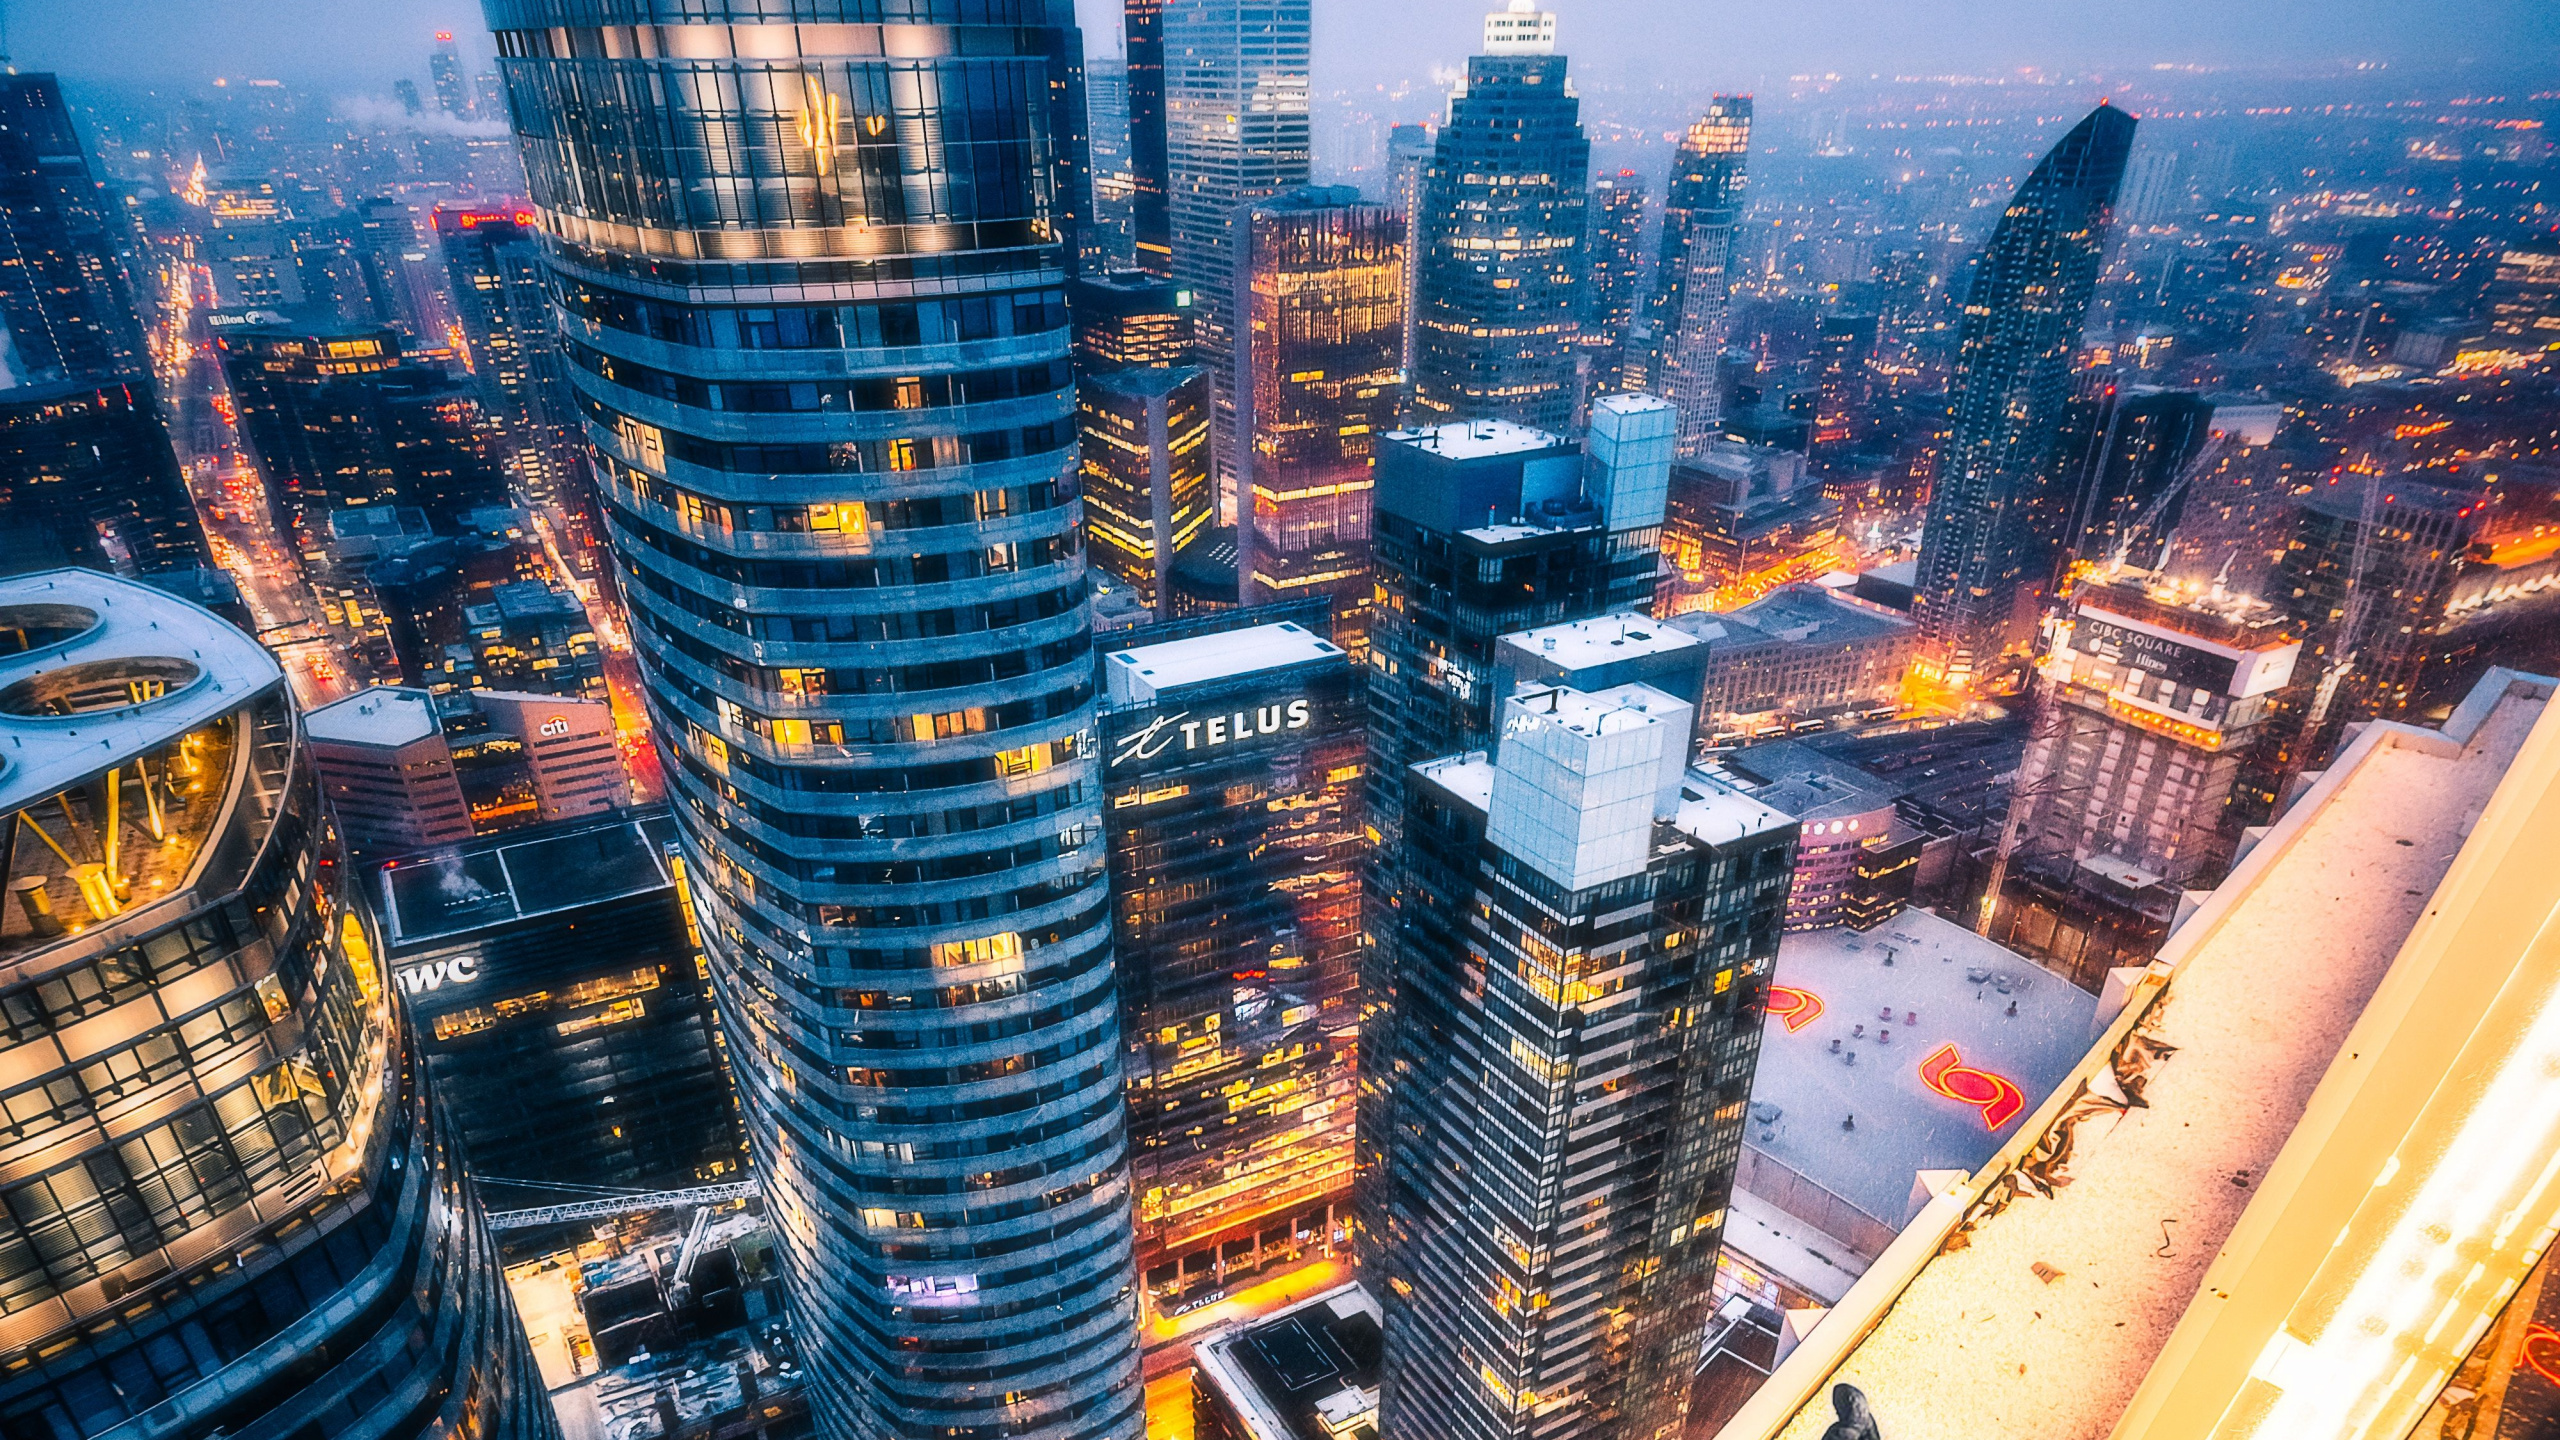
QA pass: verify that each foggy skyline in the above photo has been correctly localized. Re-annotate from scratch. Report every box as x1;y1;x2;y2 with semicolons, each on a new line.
15;0;2557;103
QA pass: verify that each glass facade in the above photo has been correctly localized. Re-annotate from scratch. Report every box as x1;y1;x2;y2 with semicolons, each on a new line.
480;6;1143;1438
1160;0;1312;493
1096;619;1363;1317
1234;188;1404;656
365;809;749;1203
1079;364;1212;618
0;571;551;1440
1410;48;1589;433
1646;98;1752;458
1360;683;1796;1440
1912;102;2136;690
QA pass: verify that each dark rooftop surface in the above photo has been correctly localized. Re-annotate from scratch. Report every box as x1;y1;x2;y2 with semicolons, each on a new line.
375;808;679;949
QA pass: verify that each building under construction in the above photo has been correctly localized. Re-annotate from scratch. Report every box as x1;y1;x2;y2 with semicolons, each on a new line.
1988;572;2302;989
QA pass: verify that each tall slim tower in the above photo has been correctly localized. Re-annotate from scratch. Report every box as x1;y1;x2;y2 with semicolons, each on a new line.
430;31;471;118
1583;167;1648;385
1162;0;1312;501
1125;0;1172;276
1386;122;1435;378
1647;97;1751;457
1363;675;1796;1440
1410;1;1590;432
1912;102;2136;691
1234;186;1403;653
482;7;1144;1440
0;73;207;579
1086;57;1138;271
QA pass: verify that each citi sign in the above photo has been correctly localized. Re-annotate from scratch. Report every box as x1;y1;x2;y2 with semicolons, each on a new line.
1112;699;1312;769
396;957;482;994
539;717;572;737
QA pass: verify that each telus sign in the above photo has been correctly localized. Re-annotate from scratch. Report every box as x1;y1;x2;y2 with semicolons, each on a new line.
1111;698;1313;770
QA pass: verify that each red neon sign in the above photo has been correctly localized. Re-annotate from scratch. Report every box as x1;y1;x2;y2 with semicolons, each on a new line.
2525;1322;2560;1387
1919;1043;2026;1130
1765;986;1824;1034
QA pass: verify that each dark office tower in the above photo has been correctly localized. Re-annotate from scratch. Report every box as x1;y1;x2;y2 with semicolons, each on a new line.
0;569;556;1440
1125;0;1172;277
0;74;206;578
1087;57;1138;272
2056;382;2213;575
366;808;749;1199
213;318;505;535
481;6;1142;1440
1809;310;1877;452
430;31;471;117
1073;269;1196;368
1647;97;1751;457
1411;2;1588;433
1385;123;1435;378
1097;620;1363;1319
434;205;590;524
1163;0;1311;496
1912;102;2136;692
1363;675;1796;1440
1081;363;1212;616
1364;397;1673;840
396;78;426;116
1234;187;1402;653
2267;477;2480;774
1584;167;1648;381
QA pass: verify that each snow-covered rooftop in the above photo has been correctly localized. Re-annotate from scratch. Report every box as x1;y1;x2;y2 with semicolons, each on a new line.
1722;671;2559;1440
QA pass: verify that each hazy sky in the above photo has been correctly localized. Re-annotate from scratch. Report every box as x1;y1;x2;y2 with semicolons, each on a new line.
15;0;2557;99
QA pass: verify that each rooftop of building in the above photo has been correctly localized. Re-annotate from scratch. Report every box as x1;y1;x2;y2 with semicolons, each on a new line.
0;570;289;970
1676;584;1914;650
1254;184;1373;215
305;684;442;748
2294;472;2484;522
1380;417;1572;462
479;579;587;623
1673;769;1797;849
1193;1282;1382;1440
372;807;679;951
1501;613;1705;675
1724;670;2560;1440
2070;569;2292;649
1707;740;1903;824
1746;910;2101;1238
1085;361;1206;397
1102;620;1343;706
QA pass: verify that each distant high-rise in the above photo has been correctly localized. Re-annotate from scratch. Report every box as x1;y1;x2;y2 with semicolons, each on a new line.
1362;674;1796;1440
1234;186;1402;653
1098;620;1364;1319
0;73;206;578
1087;57;1139;270
1410;1;1589;433
433;204;592;538
1584;167;1648;385
1081;363;1213;616
1125;0;1172;276
1073;269;1196;369
1385;122;1435;378
482;5;1143;1439
1913;102;2136;691
1648;97;1752;457
0;569;557;1440
1809;310;1877;451
1163;0;1312;497
430;30;471;117
2056;381;2214;575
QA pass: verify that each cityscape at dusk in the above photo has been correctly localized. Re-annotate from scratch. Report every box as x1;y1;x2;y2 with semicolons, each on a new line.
0;3;2555;1440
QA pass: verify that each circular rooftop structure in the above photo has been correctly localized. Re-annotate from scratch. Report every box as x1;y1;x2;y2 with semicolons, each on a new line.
0;603;103;657
0;655;206;718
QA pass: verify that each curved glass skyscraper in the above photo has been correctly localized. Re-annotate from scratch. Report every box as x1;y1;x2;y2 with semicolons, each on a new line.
480;7;1143;1440
0;570;552;1440
1913;102;2136;691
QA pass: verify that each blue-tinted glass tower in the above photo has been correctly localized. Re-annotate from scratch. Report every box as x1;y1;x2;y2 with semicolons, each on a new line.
481;5;1143;1439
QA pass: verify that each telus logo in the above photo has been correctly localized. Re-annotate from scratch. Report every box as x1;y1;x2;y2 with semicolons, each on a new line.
1112;699;1312;768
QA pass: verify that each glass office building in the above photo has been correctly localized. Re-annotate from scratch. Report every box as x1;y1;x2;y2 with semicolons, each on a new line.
0;570;551;1440
365;808;748;1203
1912;102;2136;690
1097;619;1363;1318
1646;98;1752;458
481;5;1143;1438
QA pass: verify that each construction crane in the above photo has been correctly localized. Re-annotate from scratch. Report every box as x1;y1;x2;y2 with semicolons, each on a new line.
480;1179;760;1233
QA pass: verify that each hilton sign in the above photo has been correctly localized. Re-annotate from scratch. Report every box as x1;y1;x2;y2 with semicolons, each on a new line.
1111;698;1313;770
